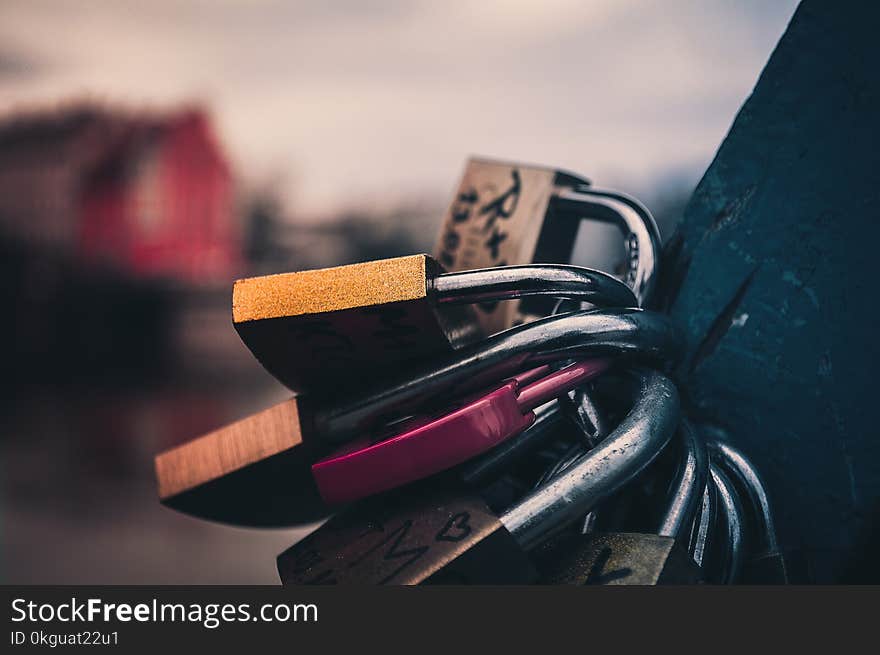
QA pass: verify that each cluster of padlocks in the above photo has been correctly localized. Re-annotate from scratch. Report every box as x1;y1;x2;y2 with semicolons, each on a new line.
155;159;786;584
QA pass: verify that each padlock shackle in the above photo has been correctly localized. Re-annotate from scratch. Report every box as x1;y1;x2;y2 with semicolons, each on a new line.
708;463;747;584
551;187;661;308
431;264;637;310
499;369;680;550
690;481;717;567
515;358;612;412
708;440;779;553
657;421;709;541
558;386;608;448
312;308;683;444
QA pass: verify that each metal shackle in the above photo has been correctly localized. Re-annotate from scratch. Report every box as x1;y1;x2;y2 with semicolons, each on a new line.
708;462;747;584
708;440;780;555
499;369;680;550
528;381;613;510
558;385;608;448
551;187;661;307
657;421;710;542
313;308;683;443
549;282;612;451
690;481;716;567
431;264;638;311
536;417;710;549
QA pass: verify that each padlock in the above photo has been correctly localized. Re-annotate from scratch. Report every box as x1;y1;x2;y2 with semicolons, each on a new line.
538;420;708;585
276;369;680;584
156;307;681;526
708;439;788;583
703;461;747;584
234;257;636;393
434;158;661;335
312;359;612;506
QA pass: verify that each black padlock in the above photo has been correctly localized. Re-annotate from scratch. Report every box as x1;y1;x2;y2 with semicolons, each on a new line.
537;420;708;585
276;369;679;584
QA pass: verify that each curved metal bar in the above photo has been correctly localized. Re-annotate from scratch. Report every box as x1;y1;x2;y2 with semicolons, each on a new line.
312;308;683;443
432;264;637;310
657;421;709;541
690;481;717;567
500;370;680;550
708;440;779;553
551;290;609;450
552;187;661;307
532;377;610;489
710;463;746;584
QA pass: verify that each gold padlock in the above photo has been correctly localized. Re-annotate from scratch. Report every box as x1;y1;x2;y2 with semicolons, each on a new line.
234;254;635;394
233;254;479;394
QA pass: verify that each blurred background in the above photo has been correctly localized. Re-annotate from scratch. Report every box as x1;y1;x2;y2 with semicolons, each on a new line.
0;0;798;583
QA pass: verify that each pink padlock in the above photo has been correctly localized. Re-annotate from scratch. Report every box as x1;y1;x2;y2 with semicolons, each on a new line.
312;358;611;505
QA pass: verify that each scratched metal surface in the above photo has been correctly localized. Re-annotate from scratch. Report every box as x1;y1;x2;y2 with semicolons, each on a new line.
660;0;880;581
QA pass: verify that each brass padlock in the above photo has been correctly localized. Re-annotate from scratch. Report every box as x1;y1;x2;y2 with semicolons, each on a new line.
276;369;679;584
233;257;635;393
538;421;708;585
276;482;539;585
434;158;661;334
233;255;478;394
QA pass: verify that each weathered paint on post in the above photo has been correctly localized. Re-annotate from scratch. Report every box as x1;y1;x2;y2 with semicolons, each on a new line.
662;0;880;581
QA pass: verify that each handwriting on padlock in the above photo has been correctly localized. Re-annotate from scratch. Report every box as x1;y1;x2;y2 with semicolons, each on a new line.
278;494;502;585
433;158;661;335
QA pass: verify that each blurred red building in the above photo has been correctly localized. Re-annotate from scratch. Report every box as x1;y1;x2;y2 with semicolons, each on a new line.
0;103;239;283
0;103;245;386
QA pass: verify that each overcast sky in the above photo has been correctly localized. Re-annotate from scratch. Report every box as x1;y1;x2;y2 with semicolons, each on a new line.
0;0;799;218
